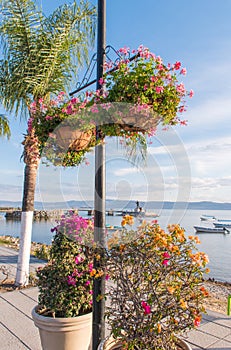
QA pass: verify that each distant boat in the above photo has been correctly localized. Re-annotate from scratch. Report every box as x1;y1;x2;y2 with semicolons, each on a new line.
194;225;230;234
213;221;231;228
144;212;159;218
106;224;122;231
200;214;216;222
121;209;145;217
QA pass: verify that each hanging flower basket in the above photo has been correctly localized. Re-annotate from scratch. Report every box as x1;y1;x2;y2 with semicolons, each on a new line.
54;126;92;151
27;45;193;167
111;107;161;133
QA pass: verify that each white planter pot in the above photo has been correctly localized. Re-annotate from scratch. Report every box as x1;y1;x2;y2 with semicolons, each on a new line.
32;306;92;350
97;336;192;350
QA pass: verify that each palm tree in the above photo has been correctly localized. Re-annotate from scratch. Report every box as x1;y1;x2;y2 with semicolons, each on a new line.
0;0;96;285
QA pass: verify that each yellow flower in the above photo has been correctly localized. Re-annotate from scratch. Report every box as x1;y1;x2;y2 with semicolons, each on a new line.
95;270;104;278
167;286;175;294
121;215;134;226
180;298;187;309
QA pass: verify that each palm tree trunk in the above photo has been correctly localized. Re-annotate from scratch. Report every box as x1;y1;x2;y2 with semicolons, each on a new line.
15;130;40;286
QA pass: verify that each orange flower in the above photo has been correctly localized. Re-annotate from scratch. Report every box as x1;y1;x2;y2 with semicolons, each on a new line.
90;268;96;277
189;235;201;244
200;286;209;297
119;244;126;252
121;214;134;226
194;315;201;327
157;323;161;333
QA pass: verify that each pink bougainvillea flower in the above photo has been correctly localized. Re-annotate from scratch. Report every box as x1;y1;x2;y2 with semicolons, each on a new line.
88;263;93;272
176;83;186;95
173;61;181;70
67;275;76;286
118;46;130;55
180;120;188;126
75;255;84;264
70;97;80;104
163;252;171;259
155;86;164;94
91;105;99;113
162;259;169;266
45;115;53;121
99;77;106;85
180;67;187;75
189;89;194;98
150;76;157;82
179;106;186;113
141;301;151;315
156;64;164;70
194;316;201;327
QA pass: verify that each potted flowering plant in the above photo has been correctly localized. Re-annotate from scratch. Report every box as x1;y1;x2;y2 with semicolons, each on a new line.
32;212;96;350
99;217;209;350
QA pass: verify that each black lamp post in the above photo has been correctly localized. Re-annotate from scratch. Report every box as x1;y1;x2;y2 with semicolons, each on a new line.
93;1;106;349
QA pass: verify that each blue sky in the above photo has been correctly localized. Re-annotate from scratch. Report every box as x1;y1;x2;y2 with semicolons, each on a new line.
0;0;231;205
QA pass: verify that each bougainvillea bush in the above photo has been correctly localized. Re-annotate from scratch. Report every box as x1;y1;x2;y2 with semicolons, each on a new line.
36;212;95;317
105;218;209;350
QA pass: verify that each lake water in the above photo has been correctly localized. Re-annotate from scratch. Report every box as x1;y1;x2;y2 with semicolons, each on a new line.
1;208;231;283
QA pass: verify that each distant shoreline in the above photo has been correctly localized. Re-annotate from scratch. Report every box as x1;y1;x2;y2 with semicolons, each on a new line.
1;200;231;211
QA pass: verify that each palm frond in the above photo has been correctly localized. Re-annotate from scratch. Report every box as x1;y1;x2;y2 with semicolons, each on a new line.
0;0;96;116
0;114;11;138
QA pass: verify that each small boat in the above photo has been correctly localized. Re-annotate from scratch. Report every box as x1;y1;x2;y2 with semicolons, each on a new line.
213;221;231;228
200;214;216;222
194;225;230;234
106;224;122;231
